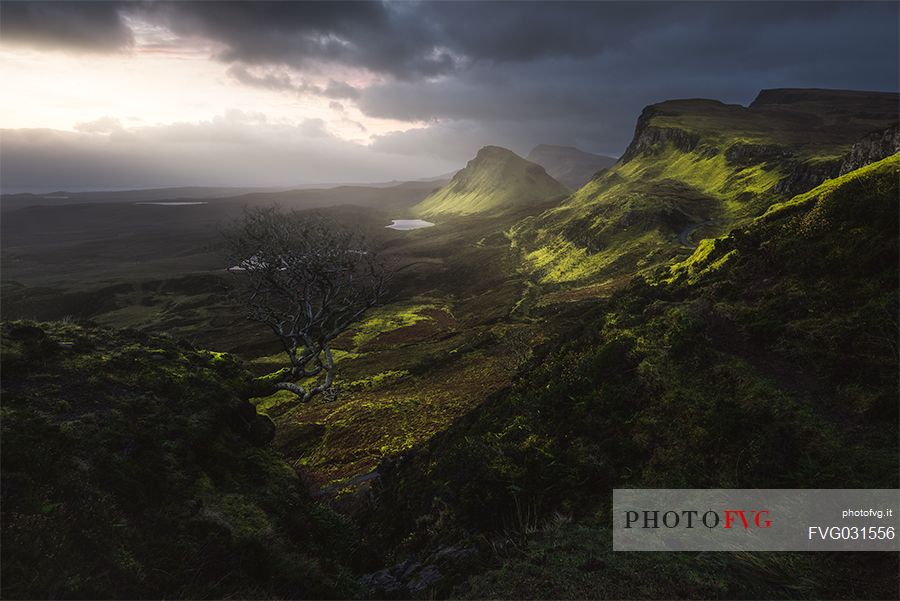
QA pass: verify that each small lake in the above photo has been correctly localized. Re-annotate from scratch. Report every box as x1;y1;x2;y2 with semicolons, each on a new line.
386;219;435;230
136;201;208;206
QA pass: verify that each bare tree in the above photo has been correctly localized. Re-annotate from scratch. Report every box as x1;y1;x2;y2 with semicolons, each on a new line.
224;207;390;401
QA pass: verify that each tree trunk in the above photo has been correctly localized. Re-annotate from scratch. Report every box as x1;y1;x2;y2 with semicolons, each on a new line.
273;381;309;398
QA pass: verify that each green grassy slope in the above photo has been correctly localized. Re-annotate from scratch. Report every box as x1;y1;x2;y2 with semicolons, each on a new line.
369;155;899;599
518;89;898;286
413;146;568;217
0;322;358;599
249;208;555;487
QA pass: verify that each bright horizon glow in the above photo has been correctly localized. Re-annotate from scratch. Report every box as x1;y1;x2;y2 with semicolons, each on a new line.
0;30;421;145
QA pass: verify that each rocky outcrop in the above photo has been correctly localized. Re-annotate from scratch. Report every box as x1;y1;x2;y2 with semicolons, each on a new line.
774;124;900;197
619;106;700;163
839;123;900;175
773;159;842;197
724;142;793;167
362;545;479;599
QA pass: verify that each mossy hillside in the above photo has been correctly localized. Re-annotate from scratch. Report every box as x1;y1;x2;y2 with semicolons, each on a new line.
669;153;900;284
369;157;899;597
245;225;560;487
348;300;452;350
255;302;552;486
518;90;899;287
514;145;780;286
413;146;569;217
760;151;900;220
1;321;358;599
524;230;670;284
646;89;899;156
1;272;276;359
667;153;899;290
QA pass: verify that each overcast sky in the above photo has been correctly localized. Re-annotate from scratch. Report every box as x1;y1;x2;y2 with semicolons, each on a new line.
1;0;897;192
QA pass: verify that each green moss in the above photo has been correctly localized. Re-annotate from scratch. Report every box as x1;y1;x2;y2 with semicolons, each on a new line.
284;345;514;485
202;493;273;540
351;302;440;348
250;389;298;415
346;369;410;390
667;237;734;283
526;231;665;284
669;153;900;286
617;145;782;208
0;320;358;599
413;146;568;217
762;153;900;220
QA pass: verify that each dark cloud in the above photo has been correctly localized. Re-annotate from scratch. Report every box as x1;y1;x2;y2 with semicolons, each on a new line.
3;1;895;87
149;0;457;79
362;1;899;161
322;80;361;100
226;64;301;94
0;1;679;77
1;1;897;188
0;1;133;52
226;65;360;99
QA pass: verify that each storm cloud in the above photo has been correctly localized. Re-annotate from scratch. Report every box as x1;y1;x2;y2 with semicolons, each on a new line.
0;0;133;52
1;1;897;190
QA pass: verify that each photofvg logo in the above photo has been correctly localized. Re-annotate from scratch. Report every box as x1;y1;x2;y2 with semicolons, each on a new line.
624;507;772;530
613;489;899;551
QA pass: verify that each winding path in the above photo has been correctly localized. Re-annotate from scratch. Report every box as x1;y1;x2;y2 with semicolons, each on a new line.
316;469;379;498
678;220;715;247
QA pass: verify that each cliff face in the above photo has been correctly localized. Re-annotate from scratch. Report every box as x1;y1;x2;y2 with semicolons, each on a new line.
776;123;899;195
773;159;842;197
618;106;701;163
515;88;900;286
584;89;900;202
839;123;900;175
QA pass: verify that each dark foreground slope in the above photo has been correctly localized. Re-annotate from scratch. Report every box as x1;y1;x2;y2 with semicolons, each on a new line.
0;322;358;599
366;155;900;599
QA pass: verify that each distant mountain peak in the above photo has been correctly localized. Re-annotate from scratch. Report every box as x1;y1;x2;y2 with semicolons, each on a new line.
526;144;617;190
476;144;516;156
412;146;568;217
